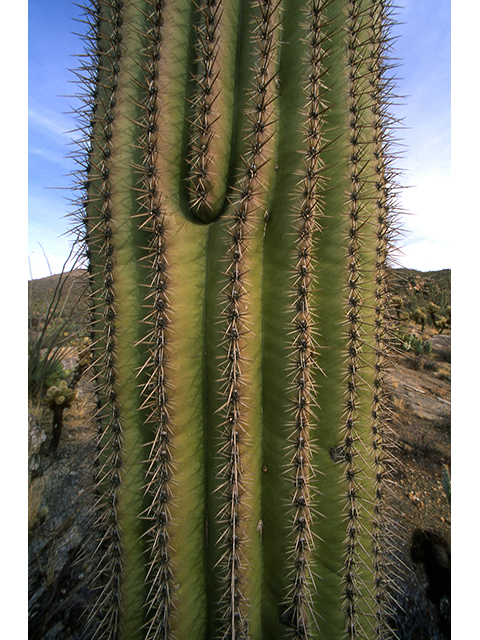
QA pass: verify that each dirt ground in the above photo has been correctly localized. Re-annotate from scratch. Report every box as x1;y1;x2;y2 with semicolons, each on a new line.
384;329;451;639
28;330;451;639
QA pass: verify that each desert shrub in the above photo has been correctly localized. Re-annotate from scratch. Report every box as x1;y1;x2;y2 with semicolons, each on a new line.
28;253;87;401
410;433;440;460
391;295;405;320
411;307;427;332
427;302;440;328
436;316;448;334
397;333;432;356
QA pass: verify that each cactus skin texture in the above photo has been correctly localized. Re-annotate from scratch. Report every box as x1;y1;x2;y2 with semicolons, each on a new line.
73;0;401;638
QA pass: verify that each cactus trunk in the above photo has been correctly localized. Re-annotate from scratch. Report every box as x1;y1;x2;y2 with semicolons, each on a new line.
74;0;400;638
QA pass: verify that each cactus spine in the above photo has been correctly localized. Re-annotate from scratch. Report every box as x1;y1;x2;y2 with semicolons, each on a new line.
72;0;401;638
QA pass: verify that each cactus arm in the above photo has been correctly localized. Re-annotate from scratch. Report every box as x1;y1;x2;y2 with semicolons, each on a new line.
155;0;244;225
134;7;214;638
83;1;208;636
187;0;242;222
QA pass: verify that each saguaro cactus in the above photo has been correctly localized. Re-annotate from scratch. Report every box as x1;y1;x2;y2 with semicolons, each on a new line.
73;0;401;638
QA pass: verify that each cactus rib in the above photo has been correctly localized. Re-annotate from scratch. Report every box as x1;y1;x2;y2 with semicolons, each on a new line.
135;2;177;637
282;1;329;637
216;2;280;636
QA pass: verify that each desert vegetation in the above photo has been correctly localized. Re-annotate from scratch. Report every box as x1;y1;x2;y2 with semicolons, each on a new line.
390;268;451;333
28;267;451;639
385;269;451;640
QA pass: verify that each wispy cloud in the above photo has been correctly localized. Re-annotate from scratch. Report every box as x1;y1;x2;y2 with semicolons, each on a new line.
398;170;451;269
29;145;67;165
28;106;72;140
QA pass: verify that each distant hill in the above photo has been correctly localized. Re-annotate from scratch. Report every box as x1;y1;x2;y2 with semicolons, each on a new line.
28;269;89;326
389;268;451;318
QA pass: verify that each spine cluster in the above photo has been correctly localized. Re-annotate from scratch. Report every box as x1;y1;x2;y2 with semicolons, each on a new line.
218;1;279;636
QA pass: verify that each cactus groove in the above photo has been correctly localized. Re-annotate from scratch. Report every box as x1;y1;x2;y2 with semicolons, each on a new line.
71;0;402;638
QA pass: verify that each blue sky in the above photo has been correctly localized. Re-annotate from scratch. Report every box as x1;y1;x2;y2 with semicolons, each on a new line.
388;0;451;271
27;0;451;278
28;0;87;278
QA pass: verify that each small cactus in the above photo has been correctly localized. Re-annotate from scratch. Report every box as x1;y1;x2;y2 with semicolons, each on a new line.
411;307;427;332
44;380;77;452
436;316;448;334
427;302;440;328
44;379;76;408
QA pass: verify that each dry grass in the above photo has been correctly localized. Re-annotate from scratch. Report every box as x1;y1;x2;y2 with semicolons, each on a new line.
67;390;93;430
435;364;451;382
392;394;407;413
28;400;50;427
28;478;46;533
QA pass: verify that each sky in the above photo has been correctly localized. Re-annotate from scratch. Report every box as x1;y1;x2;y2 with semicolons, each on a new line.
27;0;451;278
387;0;451;271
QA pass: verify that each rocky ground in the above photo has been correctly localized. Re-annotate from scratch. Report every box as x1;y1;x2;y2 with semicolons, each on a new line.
28;372;98;640
28;331;451;639
384;329;451;639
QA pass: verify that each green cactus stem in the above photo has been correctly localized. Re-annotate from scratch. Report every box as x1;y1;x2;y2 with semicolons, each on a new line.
70;0;403;638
